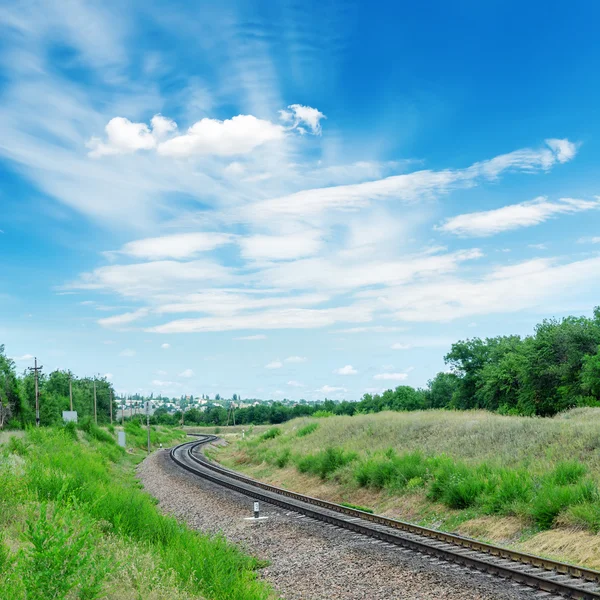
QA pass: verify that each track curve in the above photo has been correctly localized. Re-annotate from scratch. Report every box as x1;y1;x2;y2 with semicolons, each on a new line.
170;435;600;600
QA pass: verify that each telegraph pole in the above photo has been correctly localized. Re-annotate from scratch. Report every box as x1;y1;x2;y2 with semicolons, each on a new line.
146;401;151;454
69;375;73;411
93;380;97;425
28;357;43;427
109;390;113;425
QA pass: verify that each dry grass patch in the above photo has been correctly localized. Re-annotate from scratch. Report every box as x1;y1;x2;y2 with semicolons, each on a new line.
457;516;524;544
516;529;600;569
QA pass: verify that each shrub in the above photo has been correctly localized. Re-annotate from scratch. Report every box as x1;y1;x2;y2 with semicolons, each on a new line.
482;470;532;514
297;423;319;437
567;502;600;532
7;435;28;456
275;448;291;468
79;419;115;445
549;461;587;485
297;447;357;479
312;411;333;418
62;421;78;441
427;461;486;509
260;427;281;441
20;502;108;600
530;480;597;529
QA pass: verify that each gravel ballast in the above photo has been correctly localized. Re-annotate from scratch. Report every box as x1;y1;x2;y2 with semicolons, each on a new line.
138;449;552;600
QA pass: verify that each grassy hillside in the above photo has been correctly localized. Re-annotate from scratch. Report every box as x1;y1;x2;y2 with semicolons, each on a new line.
213;409;600;568
0;424;272;600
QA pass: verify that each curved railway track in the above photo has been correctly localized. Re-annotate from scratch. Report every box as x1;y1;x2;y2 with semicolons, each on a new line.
170;435;600;599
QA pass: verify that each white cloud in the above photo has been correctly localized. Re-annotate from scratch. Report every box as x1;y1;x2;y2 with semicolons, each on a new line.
152;379;180;387
578;237;600;244
334;365;357;375
364;255;600;323
279;104;326;135
391;343;411;350
545;138;578;163
11;354;34;361
334;326;407;334
528;243;548;250
178;369;194;378
158;115;285;157
98;308;149;329
265;360;283;369
148;306;371;334
438;197;600;237
239;231;323;261
285;356;307;363
150;114;177;139
117;232;235;260
235;334;267;340
247;139;577;220
119;348;136;357
318;385;347;394
89;113;287;159
287;380;304;387
161;343;170;349
374;372;409;381
104;373;113;380
156;370;168;376
87;117;157;158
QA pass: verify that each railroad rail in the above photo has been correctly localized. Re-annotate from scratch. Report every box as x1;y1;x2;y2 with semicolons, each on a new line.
170;435;600;599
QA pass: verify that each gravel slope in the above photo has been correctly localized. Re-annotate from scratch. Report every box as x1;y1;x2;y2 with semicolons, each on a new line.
138;449;552;600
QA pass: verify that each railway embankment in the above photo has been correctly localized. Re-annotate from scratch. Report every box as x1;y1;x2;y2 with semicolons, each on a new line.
211;408;600;570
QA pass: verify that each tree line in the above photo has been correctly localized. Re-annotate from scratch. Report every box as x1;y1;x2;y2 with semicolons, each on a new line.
155;308;600;426
0;347;116;427
4;307;600;428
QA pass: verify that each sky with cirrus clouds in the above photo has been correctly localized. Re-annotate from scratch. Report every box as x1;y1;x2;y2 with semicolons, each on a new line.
1;1;600;400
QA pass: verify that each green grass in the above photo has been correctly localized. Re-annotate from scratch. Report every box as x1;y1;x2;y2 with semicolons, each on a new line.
218;409;600;535
0;425;272;600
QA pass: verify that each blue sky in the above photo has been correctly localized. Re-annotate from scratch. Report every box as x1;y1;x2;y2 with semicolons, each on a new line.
1;1;600;400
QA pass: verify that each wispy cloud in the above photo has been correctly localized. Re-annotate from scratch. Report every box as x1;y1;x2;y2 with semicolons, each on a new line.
285;356;307;363
438;196;599;237
334;365;357;375
374;372;408;381
265;360;283;369
235;334;267;340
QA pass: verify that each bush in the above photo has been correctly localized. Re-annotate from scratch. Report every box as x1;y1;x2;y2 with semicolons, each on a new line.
567;502;600;532
260;427;281;441
549;461;587;485
79;419;115;445
354;451;427;490
482;470;532;514
427;461;486;509
312;411;333;418
530;480;597;529
297;423;319;437
275;448;291;468
296;447;357;479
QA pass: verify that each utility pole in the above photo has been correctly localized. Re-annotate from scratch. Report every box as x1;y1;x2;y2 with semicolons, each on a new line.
28;357;43;427
93;380;97;425
109;390;113;425
146;401;151;454
69;375;73;411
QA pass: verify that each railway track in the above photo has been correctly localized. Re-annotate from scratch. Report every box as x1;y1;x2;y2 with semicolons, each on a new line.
170;435;600;599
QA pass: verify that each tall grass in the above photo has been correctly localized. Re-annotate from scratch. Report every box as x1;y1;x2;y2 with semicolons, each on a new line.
225;409;600;534
0;427;271;600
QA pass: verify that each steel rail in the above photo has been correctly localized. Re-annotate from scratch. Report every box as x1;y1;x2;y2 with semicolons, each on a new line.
170;435;600;600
